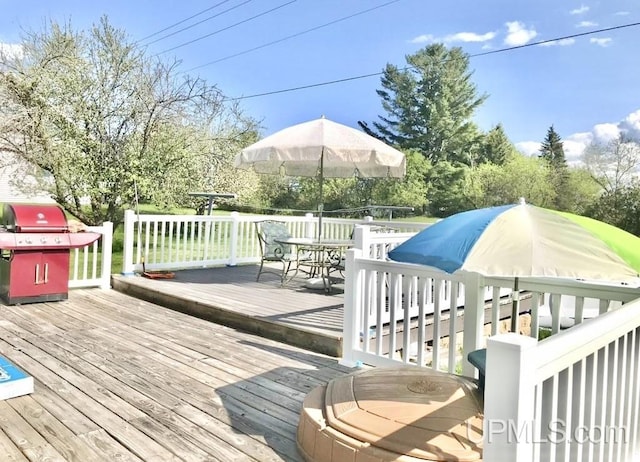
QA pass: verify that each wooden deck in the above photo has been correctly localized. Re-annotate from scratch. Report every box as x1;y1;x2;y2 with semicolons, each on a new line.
0;287;351;461
111;265;529;361
112;264;345;357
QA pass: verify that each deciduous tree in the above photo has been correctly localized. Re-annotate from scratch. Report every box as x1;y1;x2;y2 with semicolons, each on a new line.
582;133;640;197
465;153;557;209
0;17;258;225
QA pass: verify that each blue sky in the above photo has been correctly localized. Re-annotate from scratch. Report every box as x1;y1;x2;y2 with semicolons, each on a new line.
1;0;639;163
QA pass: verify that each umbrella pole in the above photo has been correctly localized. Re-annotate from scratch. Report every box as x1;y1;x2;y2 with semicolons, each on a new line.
317;148;324;241
511;277;520;332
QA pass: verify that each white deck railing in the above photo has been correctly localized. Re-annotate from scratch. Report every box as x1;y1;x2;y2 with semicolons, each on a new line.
342;239;640;372
484;299;640;461
68;221;113;290
341;232;640;460
121;210;427;274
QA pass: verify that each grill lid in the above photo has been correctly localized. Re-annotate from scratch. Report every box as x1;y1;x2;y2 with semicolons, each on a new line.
3;204;69;233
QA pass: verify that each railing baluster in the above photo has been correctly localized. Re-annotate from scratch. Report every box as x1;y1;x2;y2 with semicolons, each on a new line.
432;279;442;371
447;281;459;373
416;277;427;367
388;273;399;360
374;270;384;356
630;329;640;459
401;275;412;364
491;286;501;336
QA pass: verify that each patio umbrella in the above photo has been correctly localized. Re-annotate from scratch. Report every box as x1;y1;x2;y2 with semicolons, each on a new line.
234;116;406;239
388;200;640;328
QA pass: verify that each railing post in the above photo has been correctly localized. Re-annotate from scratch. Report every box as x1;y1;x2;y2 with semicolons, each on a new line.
228;211;240;267
339;248;363;367
483;333;538;462
304;213;315;239
462;272;485;376
99;221;113;289
122;209;136;275
352;225;372;255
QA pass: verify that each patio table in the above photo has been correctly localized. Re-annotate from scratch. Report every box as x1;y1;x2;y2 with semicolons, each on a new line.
188;192;237;215
275;237;353;293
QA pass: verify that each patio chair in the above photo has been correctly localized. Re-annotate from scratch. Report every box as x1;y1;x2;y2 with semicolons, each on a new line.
467;348;487;393
328;224;400;280
255;220;299;285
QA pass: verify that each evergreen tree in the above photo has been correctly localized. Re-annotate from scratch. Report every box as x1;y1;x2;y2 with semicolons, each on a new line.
358;43;487;166
538;126;570;210
539;125;567;169
477;124;517;165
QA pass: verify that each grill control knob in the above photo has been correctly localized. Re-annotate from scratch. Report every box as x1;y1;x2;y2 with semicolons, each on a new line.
40;237;47;244
24;238;32;244
55;237;61;244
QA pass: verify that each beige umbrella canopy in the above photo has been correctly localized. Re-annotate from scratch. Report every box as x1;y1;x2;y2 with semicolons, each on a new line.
235;116;406;238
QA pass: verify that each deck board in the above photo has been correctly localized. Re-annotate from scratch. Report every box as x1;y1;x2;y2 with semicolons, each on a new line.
111;264;346;356
0;288;351;461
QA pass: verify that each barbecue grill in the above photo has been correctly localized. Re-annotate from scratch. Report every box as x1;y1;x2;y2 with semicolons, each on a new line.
0;203;101;304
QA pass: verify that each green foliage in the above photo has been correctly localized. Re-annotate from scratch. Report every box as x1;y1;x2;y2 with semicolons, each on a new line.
427;161;471;216
0;17;258;225
369;150;430;213
560;168;600;215
586;181;640;236
539;125;567;169
251;149;427;218
359;43;487;165
477;124;517;165
537;126;572;210
464;153;557;208
538;328;553;341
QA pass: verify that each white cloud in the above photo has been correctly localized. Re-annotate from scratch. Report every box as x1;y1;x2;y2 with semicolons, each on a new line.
593;123;620;142
409;34;436;44
614;11;630;16
410;31;496;44
540;38;576;47
590;37;613;47
443;31;497;43
564;133;594;164
515;141;541;156
516;110;640;165
570;5;590;15
619;110;640;138
576;20;598;27
504;21;537;46
0;42;23;60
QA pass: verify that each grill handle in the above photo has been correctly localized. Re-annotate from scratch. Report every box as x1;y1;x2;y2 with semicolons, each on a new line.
35;263;49;284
